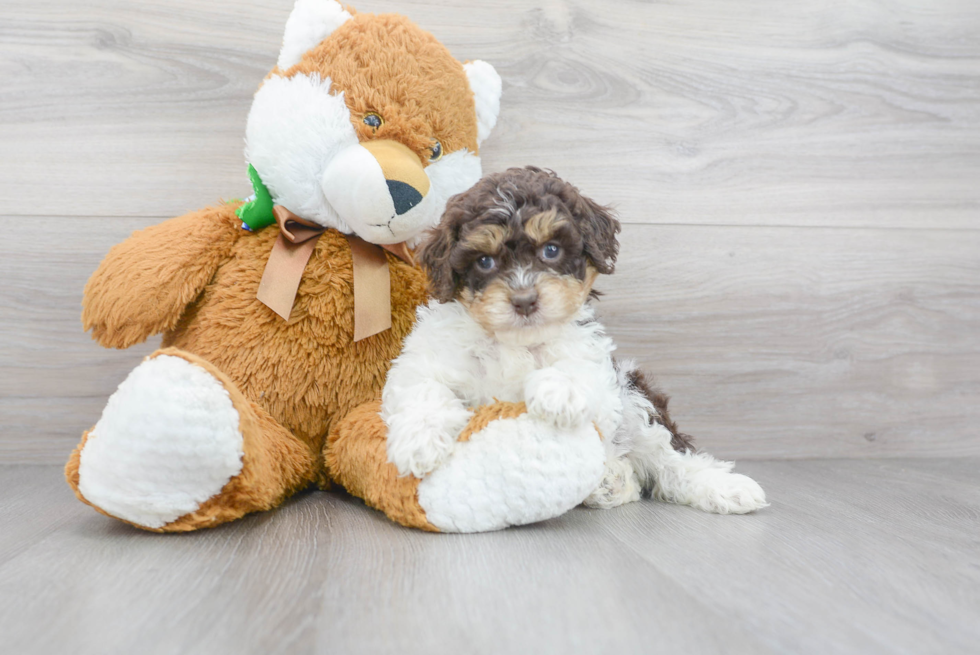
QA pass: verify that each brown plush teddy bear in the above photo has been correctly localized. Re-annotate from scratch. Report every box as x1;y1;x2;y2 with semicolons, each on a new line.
65;0;502;532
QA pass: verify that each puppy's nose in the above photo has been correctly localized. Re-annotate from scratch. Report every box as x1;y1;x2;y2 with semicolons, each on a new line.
510;290;539;316
386;180;424;215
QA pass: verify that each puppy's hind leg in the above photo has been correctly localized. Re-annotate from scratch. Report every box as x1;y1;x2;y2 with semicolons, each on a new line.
583;456;642;509
618;365;768;514
628;425;767;514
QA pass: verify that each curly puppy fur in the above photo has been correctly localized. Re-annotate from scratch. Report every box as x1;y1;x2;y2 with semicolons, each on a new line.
382;167;767;514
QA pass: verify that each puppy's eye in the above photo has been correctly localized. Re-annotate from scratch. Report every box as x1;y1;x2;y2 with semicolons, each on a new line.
429;140;443;162
540;243;562;261
475;255;496;272
363;113;383;129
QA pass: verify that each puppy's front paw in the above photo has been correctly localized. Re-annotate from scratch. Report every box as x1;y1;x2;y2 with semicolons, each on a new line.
525;367;594;429
386;421;458;479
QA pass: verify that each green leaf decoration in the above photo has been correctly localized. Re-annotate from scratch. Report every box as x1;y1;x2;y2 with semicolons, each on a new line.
235;164;276;230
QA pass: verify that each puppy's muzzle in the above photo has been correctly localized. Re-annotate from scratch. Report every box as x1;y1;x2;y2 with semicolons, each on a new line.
510;289;539;317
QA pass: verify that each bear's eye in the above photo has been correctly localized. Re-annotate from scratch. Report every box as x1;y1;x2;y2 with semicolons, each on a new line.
363;113;383;129
429;140;442;162
475;255;495;272
541;243;561;261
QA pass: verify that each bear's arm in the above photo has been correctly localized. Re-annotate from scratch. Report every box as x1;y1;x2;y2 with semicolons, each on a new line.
82;202;244;349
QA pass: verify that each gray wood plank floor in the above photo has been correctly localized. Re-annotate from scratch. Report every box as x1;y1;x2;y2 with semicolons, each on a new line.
0;459;977;655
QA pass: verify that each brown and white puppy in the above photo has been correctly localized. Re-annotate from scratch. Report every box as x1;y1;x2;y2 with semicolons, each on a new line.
419;166;619;339
382;167;767;520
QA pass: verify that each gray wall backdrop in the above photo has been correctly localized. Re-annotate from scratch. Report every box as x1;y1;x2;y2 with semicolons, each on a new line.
2;0;978;462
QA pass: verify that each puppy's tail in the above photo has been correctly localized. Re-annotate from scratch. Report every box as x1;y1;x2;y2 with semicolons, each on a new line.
614;360;768;515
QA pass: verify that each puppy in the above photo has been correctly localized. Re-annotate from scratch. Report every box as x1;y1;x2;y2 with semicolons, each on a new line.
382;166;767;514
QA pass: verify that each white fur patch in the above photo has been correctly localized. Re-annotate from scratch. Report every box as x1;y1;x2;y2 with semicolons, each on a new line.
417;415;605;533
323;147;483;245
383;379;474;478
584;457;642;509
245;73;358;230
464;60;502;145
525;364;597;429
385;300;622;439
320;143;397;242
77;355;244;529
277;0;352;70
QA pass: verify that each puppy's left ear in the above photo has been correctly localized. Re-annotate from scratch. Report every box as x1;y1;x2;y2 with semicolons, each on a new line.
417;220;459;302
575;196;620;274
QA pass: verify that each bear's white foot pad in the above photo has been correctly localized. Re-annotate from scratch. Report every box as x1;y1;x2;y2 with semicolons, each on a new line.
78;355;244;529
417;414;605;533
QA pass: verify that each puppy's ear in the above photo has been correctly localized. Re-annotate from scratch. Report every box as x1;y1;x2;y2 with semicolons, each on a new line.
575;195;620;274
417;220;459;302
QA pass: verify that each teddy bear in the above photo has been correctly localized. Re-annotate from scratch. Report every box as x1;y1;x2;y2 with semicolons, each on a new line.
64;0;506;532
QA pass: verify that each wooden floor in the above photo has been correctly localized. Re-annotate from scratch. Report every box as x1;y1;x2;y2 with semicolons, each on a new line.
0;459;977;655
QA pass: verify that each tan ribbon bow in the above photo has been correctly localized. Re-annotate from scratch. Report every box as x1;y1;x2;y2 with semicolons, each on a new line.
256;206;414;342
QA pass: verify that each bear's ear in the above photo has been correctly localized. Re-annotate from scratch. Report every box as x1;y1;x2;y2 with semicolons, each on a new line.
464;61;502;146
277;0;353;70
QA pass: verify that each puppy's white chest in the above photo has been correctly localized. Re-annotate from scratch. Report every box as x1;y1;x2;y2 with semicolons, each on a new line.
470;342;554;406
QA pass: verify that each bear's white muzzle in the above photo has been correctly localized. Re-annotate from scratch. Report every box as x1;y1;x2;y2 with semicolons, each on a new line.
322;139;433;245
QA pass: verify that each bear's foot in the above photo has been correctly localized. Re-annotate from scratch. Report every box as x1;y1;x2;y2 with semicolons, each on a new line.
418;409;605;533
67;349;317;531
327;401;606;533
71;353;244;529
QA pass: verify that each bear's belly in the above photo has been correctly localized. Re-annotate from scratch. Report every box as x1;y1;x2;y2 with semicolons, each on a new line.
164;229;428;446
417;415;606;533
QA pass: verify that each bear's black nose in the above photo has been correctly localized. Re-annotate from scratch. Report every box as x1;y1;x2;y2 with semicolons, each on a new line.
387;180;423;215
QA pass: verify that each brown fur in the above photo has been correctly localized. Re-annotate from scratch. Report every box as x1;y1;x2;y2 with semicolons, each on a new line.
416;167;616;338
524;209;567;245
624;367;697;454
74;202;428;530
456;281;512;333
326;400;438;532
534;267;599;321
283;12;479;161
457;269;597;336
81;203;245;350
456;401;527;442
459;223;511;254
418;166;620;303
